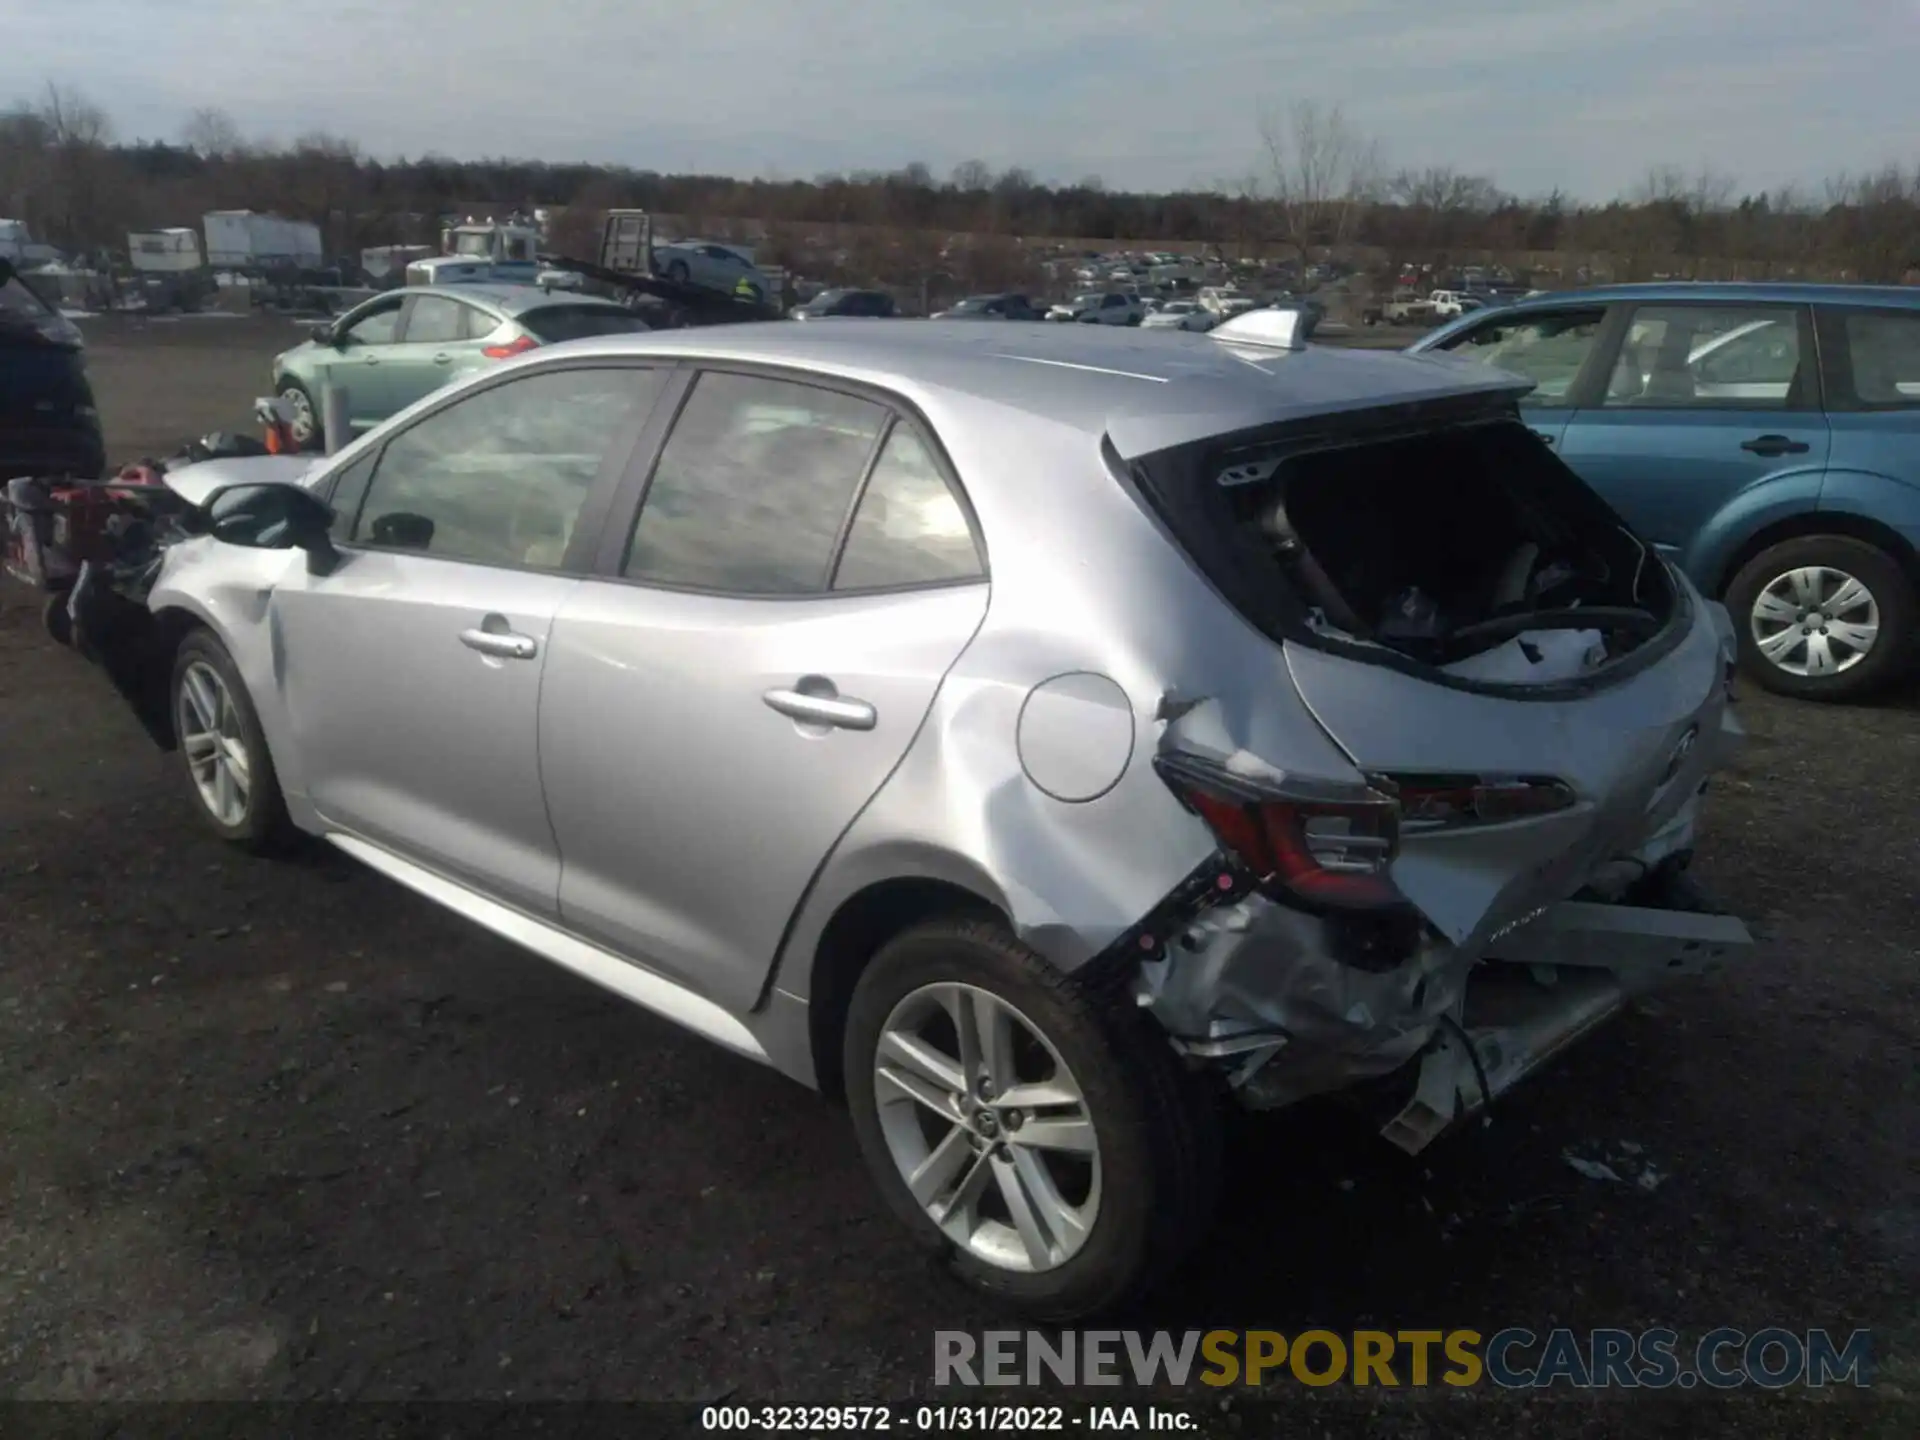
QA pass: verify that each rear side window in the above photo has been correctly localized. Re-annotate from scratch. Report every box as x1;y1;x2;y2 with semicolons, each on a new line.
622;372;886;593
1;274;51;322
1834;310;1920;407
833;426;982;590
520;305;651;343
1603;305;1804;407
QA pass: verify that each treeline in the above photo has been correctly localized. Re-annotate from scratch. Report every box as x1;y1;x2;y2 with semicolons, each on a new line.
3;87;1917;285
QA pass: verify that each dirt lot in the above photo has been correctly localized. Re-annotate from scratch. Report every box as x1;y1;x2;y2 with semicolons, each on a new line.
0;316;1914;1432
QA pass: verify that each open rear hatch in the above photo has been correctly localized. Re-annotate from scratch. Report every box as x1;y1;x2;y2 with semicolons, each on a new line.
1123;395;1735;951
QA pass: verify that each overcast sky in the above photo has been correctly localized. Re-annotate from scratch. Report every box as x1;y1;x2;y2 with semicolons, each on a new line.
5;0;1911;200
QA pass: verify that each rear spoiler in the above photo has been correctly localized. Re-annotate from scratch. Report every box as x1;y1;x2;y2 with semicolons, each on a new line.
538;252;783;325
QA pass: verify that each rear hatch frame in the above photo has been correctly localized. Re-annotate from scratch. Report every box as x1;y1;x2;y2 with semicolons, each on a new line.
1108;394;1696;701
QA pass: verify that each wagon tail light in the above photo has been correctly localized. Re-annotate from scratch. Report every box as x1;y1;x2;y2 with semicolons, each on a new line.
1154;753;1408;914
482;334;539;359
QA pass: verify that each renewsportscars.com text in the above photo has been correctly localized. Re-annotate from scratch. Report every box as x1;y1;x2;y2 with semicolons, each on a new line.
934;1327;1873;1390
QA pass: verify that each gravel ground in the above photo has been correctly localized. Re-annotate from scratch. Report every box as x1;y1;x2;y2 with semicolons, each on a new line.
0;316;1913;1434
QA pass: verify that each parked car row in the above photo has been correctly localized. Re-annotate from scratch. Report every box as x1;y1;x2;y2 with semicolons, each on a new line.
249;273;1920;707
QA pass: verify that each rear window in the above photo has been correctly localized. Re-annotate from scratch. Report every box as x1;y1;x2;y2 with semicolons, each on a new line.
1125;407;1676;678
519;305;650;343
1;274;52;323
1835;310;1920;407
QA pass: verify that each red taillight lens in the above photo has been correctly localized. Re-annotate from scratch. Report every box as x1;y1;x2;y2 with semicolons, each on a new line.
1157;755;1407;913
482;334;539;359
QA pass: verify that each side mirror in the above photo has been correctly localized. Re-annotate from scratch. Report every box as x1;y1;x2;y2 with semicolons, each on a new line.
202;483;341;575
312;321;340;345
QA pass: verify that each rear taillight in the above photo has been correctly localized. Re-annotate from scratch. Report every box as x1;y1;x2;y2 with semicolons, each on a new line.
1383;774;1576;832
1155;753;1408;913
482;334;539;359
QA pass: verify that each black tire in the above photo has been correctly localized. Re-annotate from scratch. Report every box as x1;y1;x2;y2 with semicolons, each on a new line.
276;379;324;453
170;630;297;853
41;592;73;647
844;917;1222;1320
1724;534;1916;702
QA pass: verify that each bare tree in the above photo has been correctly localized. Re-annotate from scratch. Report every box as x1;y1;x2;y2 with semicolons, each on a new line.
181;107;245;159
948;159;991;192
1256;100;1382;277
38;82;111;149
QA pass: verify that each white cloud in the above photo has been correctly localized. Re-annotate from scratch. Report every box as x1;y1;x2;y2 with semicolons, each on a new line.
2;0;1904;198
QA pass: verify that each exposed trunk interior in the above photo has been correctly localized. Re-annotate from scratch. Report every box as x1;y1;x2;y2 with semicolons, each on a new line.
1126;412;1678;685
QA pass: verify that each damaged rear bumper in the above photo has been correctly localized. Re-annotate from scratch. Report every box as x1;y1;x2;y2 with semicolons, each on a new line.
1132;872;1752;1153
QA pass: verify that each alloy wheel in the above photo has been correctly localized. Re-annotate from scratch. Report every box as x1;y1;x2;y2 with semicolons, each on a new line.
872;982;1101;1274
177;660;252;827
1749;565;1880;677
280;386;315;446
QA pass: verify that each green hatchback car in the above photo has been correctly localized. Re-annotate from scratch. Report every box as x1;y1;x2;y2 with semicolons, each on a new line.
272;284;647;449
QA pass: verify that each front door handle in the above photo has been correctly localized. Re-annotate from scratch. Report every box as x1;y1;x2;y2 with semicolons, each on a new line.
433;353;452;364
362;355;380;366
1741;434;1810;457
459;626;538;660
1530;428;1556;447
763;686;877;731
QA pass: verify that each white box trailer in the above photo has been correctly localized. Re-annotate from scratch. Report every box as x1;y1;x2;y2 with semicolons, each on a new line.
128;228;205;273
203;210;323;269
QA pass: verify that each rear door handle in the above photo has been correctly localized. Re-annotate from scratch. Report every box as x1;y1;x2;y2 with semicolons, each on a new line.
1741;434;1810;456
433;353;452;364
763;686;877;731
459;627;538;660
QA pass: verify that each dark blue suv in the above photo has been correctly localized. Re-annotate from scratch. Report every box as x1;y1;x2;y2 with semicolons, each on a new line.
1;259;105;485
1413;284;1920;702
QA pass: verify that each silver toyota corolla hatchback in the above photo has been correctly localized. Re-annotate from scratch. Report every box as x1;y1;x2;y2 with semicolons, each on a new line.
74;315;1753;1318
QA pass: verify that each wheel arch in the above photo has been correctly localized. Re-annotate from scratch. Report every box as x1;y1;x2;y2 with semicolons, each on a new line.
1710;508;1920;598
803;875;1008;1103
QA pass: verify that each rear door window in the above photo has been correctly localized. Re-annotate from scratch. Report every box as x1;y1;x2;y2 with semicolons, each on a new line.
621;372;886;594
1433;309;1605;407
1602;304;1805;407
1831;309;1920;407
832;425;982;590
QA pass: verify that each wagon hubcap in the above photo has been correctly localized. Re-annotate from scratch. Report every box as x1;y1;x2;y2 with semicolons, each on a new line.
177;661;251;827
281;387;314;444
872;983;1100;1274
1749;566;1879;677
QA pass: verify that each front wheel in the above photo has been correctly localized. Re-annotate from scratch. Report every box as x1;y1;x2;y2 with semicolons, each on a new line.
171;631;297;852
844;918;1221;1319
1724;534;1916;702
276;380;323;452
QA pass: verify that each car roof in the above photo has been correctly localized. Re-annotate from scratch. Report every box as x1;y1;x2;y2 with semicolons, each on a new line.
521;321;1528;459
412;283;624;315
1475;281;1920;311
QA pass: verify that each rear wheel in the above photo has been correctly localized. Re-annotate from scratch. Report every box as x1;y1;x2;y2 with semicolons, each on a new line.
276;379;322;452
1725;534;1916;702
171;631;296;852
844;917;1221;1319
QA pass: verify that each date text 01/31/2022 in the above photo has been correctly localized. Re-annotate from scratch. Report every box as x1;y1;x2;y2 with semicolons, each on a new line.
700;1404;1194;1431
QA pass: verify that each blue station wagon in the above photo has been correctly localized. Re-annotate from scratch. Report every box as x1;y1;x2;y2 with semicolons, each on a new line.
1414;284;1920;701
